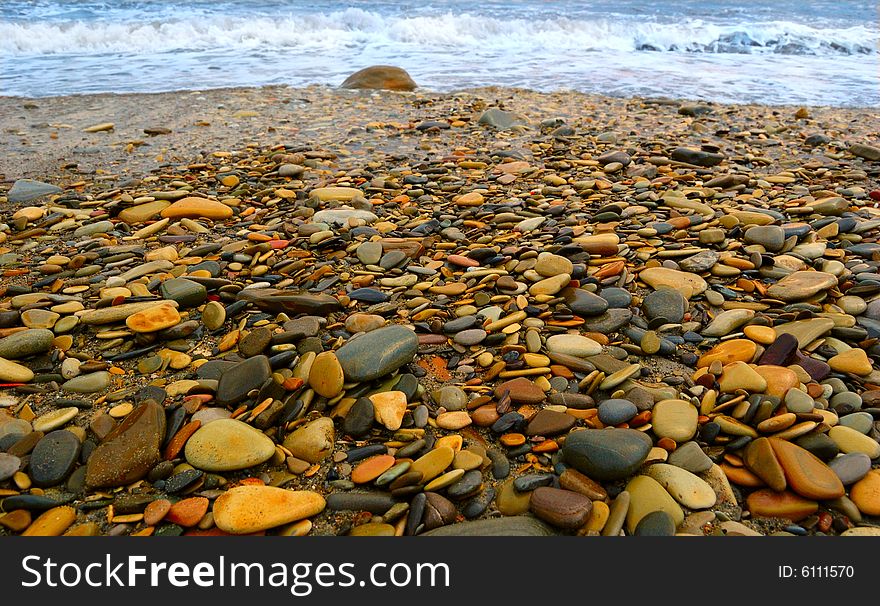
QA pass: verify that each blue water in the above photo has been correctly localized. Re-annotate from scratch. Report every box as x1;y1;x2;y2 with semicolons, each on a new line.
1;0;878;105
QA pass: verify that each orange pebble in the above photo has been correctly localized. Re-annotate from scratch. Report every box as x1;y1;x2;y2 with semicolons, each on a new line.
630;411;651;427
164;497;209;527
500;433;526;447
532;440;559;453
657;437;677;451
351;455;395;484
163;420;201;460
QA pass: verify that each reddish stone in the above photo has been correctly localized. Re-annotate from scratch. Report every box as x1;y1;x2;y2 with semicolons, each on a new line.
163;420;201;460
165;497;209;527
143;499;172;526
529;487;592;530
494;377;545;404
746;489;817;521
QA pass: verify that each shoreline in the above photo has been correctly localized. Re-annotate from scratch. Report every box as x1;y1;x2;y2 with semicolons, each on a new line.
3;84;879;184
5;82;877;110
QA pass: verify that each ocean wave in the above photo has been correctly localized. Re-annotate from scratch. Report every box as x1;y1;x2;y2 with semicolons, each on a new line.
1;9;876;56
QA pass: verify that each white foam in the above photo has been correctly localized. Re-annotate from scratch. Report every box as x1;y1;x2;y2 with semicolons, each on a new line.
1;9;876;56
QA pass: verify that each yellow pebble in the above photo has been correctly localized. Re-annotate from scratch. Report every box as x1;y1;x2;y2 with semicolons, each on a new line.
743;324;776;345
585;500;610;533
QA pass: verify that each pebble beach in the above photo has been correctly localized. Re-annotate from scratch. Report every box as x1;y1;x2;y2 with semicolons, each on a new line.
1;81;880;537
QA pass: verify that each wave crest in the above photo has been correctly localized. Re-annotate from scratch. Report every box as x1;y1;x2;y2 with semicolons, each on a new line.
1;9;876;56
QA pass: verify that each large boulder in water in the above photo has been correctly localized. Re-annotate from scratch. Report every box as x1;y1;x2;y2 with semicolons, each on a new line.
340;66;417;91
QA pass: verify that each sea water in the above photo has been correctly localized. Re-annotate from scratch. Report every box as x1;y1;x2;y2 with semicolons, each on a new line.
1;0;877;106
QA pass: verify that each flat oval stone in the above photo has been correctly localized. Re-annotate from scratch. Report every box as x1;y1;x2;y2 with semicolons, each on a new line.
744;225;785;251
454;328;487;346
562;428;652;481
160;197;233;220
784;388;815;413
282;417;335;463
559;468;608;501
119;200;171;223
126;305;181;333
308;351;344;398
697;339;757;368
495;377;545;404
639;267;707;298
838;411;874;434
213;486;325;534
20;309;59;329
829;453;872;485
546;334;602;357
0;328;55;359
525;409;576;436
424;468;466;491
562;287;609;317
336;325;418;382
850;470;880;516
159;277;207;308
768;437;844;500
646;463;717;509
433;385;468;410
651;399;698;442
29;430;81;488
642;288;686;323
828;425;880;458
446;469;482;500
184;419;275;472
21;506;76;537
410;446;455;483
598;398;638;425
678;250;720;273
351;455;396;484
85;400;165;488
345;313;386;334
62;371;110;394
529;487;592;530
746;489;817;521
436;411;472;430
702;309;754;337
766;271;837;302
202;301;226;330
529;273;571;296
0;357;34;383
356;242;383;265
32;407;78;433
756;412;796;434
